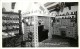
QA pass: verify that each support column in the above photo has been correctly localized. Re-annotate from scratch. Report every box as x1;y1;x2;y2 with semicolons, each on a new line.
33;16;38;47
48;17;52;39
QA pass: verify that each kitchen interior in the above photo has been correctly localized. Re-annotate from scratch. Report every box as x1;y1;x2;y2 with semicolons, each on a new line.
2;2;78;47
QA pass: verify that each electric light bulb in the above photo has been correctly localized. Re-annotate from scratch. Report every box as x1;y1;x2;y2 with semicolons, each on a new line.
25;19;28;22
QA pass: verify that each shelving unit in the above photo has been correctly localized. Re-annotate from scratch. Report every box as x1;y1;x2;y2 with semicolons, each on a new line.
52;11;78;39
2;11;23;47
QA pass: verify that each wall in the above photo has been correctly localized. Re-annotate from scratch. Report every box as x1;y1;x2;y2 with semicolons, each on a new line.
2;2;12;12
51;5;78;39
2;2;48;14
2;2;32;13
53;17;77;38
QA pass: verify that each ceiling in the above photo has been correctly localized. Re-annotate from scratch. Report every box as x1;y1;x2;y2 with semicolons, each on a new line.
43;2;78;13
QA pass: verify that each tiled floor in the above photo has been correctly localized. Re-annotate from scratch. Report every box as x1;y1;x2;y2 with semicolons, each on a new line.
39;35;78;47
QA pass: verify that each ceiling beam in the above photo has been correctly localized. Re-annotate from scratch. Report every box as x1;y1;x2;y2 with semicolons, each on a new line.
46;2;60;8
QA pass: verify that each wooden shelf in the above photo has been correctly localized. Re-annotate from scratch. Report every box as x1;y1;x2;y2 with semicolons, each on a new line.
2;17;20;20
2;28;19;32
2;23;20;26
2;12;19;15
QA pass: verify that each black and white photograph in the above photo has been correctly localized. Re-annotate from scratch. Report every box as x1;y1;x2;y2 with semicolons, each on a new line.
1;0;79;47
